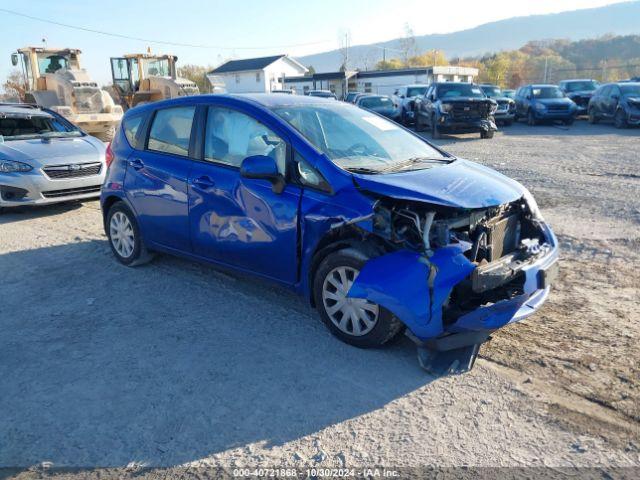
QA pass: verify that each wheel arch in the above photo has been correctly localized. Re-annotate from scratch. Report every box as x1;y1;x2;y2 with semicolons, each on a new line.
306;226;385;307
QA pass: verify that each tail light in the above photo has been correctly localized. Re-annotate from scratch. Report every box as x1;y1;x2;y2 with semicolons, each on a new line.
105;142;114;168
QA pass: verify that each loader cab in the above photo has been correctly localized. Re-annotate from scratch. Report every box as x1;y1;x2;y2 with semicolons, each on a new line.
13;48;81;90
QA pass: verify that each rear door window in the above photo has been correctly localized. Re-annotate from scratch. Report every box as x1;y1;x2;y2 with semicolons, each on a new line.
147;106;196;156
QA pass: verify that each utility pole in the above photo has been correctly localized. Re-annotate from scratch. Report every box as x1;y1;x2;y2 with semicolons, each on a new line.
543;57;549;83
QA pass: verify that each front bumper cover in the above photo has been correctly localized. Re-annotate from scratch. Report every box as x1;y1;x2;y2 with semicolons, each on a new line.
347;222;558;373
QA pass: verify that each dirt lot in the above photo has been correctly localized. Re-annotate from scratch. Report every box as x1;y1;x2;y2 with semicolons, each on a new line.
0;121;638;477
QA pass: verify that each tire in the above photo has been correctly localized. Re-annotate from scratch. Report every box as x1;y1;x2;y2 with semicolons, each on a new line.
106;201;153;266
414;112;426;132
480;129;494;139
94;127;116;143
563;118;574;126
527;110;537;126
588;108;599;124
313;249;404;349
503;119;513;127
614;109;628;129
431;115;441;139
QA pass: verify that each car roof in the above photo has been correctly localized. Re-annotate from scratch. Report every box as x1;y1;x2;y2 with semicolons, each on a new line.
433;82;475;86
0;103;52;117
560;79;595;82
529;84;560;88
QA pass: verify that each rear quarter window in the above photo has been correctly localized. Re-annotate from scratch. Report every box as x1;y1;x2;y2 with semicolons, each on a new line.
122;114;143;148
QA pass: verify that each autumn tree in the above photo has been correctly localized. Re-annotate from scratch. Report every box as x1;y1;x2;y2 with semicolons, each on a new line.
2;70;27;101
177;64;212;93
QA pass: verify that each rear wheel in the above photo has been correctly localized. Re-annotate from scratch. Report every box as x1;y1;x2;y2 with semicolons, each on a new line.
106;201;153;266
614;109;628;129
313;249;403;348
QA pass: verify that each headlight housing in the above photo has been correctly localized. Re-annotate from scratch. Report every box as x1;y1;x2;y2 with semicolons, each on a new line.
523;188;544;221
440;103;452;113
534;103;546;111
0;160;33;173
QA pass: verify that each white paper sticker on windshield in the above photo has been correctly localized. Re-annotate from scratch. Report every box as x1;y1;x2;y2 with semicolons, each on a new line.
362;116;399;131
471;88;482;94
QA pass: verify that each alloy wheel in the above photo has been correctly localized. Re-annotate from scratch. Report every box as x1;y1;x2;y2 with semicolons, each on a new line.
109;211;135;259
322;266;379;337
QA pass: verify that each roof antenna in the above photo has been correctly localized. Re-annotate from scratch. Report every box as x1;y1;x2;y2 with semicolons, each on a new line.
41;37;47;49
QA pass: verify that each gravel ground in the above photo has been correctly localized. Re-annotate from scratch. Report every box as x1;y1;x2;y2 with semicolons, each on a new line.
0;121;638;477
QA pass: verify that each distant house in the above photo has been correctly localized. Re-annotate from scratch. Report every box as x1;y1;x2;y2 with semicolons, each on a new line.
207;55;308;94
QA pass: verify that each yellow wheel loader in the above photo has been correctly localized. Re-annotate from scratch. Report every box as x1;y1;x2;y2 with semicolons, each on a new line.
11;47;123;142
110;53;199;110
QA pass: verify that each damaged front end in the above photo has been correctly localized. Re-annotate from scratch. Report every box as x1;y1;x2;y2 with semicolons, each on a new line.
347;193;558;376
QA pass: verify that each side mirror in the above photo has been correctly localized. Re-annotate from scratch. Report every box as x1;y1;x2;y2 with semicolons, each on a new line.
240;155;285;193
430;94;436;101
611;94;619;101
11;53;18;66
400;94;405;99
526;95;532;100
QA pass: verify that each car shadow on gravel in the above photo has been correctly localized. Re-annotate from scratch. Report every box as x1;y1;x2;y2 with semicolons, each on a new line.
0;202;84;225
0;240;435;468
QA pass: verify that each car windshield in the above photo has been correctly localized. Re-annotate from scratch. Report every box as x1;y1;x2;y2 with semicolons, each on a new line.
503;90;515;98
406;86;428;97
481;86;502;97
532;87;564;99
0;114;82;141
309;91;334;98
564;81;598;92
273;103;449;174
359;96;394;109
621;84;640;96
437;84;485;99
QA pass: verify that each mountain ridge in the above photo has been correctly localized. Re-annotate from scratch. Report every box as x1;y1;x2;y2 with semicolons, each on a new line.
297;1;640;72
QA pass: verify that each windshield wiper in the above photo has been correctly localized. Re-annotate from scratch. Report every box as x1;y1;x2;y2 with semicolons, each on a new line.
346;167;383;174
379;156;449;173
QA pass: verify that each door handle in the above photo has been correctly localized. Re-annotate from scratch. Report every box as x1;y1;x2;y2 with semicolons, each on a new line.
129;158;144;170
191;175;216;189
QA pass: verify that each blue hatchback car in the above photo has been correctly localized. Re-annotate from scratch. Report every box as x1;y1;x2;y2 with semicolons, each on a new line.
101;94;558;374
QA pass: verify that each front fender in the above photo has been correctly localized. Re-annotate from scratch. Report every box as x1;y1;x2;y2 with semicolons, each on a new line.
347;244;475;340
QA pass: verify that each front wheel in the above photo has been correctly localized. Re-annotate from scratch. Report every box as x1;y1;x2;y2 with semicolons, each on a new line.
614;109;628;129
414;112;426;132
588;108;599;124
563;118;574;126
313;249;404;348
527;110;537;126
431;116;441;139
480;129;494;139
106;201;153;266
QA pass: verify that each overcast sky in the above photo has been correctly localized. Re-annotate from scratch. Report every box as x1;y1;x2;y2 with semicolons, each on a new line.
0;0;630;85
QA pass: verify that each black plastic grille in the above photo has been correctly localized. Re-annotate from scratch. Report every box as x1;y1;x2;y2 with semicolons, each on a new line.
43;163;102;179
41;185;101;198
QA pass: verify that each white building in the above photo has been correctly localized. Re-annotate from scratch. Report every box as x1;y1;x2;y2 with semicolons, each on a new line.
207;55;308;94
353;66;479;96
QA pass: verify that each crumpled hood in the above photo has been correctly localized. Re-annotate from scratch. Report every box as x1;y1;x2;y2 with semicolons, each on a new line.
0;136;105;167
567;90;594;98
352;159;525;209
